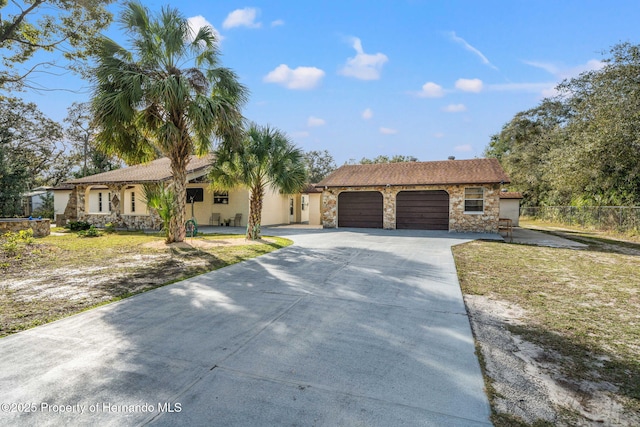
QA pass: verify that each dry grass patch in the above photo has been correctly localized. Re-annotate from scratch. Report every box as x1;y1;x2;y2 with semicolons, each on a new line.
453;236;640;426
0;231;292;337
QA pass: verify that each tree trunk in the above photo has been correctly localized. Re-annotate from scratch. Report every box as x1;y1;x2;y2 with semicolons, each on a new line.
167;156;187;243
247;184;264;240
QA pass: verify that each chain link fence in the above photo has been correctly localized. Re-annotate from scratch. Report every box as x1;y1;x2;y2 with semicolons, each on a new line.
521;206;640;232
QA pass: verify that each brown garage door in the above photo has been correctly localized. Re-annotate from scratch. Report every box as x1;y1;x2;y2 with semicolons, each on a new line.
338;191;383;228
396;190;449;230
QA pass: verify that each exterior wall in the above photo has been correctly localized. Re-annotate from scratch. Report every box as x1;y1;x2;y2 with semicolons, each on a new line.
499;199;521;226
209;187;250;227
308;193;321;225
54;190;71;217
0;218;51;237
64;181;298;230
321;183;502;233
260;186;290;226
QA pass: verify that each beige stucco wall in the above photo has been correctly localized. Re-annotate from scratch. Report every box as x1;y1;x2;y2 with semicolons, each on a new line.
260;185;290;226
499;199;521;226
321;183;502;233
308;193;321;225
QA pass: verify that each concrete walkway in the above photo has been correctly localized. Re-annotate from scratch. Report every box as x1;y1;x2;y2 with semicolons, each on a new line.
0;229;497;426
510;227;588;249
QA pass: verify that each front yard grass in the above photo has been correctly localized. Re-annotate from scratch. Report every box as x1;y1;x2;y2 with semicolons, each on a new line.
0;230;292;337
453;229;640;425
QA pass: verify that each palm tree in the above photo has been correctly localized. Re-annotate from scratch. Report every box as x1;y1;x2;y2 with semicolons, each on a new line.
209;124;307;240
91;1;247;243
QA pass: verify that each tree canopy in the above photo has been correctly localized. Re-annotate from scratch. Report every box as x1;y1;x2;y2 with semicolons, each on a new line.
0;0;114;91
348;154;418;165
209;124;307;240
92;1;247;243
0;96;71;215
303;149;336;183
486;42;640;206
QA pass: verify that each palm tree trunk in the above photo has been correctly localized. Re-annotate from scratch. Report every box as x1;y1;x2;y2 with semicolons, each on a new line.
247;184;264;240
168;156;187;243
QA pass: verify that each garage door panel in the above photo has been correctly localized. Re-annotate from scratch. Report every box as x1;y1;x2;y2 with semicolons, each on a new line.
396;190;449;230
338;192;383;228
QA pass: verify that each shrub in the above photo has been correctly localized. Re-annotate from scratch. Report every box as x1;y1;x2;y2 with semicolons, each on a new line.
1;229;35;257
77;225;101;238
67;221;92;231
104;222;116;233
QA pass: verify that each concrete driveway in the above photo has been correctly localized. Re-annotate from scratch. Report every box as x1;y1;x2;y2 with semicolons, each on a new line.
0;229;496;426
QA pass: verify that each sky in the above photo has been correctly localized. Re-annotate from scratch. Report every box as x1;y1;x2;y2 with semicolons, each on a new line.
13;0;640;165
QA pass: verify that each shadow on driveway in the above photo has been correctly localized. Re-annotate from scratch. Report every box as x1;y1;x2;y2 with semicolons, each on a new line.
0;229;493;426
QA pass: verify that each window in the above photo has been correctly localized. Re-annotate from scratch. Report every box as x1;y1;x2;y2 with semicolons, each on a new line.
131;191;136;213
108;193;112;212
213;191;229;204
186;188;204;203
98;192;103;212
464;187;484;213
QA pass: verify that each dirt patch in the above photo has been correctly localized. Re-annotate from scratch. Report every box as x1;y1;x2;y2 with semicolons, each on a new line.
466;294;638;426
141;237;275;250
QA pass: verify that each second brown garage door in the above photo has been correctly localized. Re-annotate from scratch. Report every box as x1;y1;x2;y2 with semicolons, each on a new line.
338;191;383;228
396;190;449;230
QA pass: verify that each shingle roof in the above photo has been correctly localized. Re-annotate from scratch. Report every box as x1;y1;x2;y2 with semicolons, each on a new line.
499;191;523;199
316;158;510;187
65;154;214;185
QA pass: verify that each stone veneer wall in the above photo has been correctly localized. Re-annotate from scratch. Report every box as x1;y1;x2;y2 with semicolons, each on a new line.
0;219;51;237
68;184;162;230
321;183;501;233
82;213;162;230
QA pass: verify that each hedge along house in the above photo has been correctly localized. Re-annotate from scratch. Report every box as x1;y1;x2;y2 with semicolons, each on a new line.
316;158;510;233
58;155;303;230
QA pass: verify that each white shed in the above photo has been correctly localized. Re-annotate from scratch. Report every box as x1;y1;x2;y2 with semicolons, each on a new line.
499;191;523;226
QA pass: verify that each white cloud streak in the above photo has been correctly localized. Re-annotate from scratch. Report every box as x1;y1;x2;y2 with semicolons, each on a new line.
223;7;261;29
442;104;467;113
271;19;285;27
307;116;326;127
449;31;498;70
339;37;388;80
361;108;373;120
379;127;398;135
263;64;325;90
455;144;473;152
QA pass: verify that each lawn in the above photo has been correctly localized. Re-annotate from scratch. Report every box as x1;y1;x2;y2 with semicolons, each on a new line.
0;229;292;337
453;226;640;426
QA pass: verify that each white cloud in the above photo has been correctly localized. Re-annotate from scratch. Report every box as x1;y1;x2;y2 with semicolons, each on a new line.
455;78;483;93
442;104;467;113
307;116;325;127
271;19;284;27
379;127;398;135
455;144;473;152
361;108;373;120
187;16;223;43
339;37;388;80
487;82;556;93
434;132;445;138
448;31;498;70
223;7;261;29
418;82;445;98
263;64;325;90
523;59;605;80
